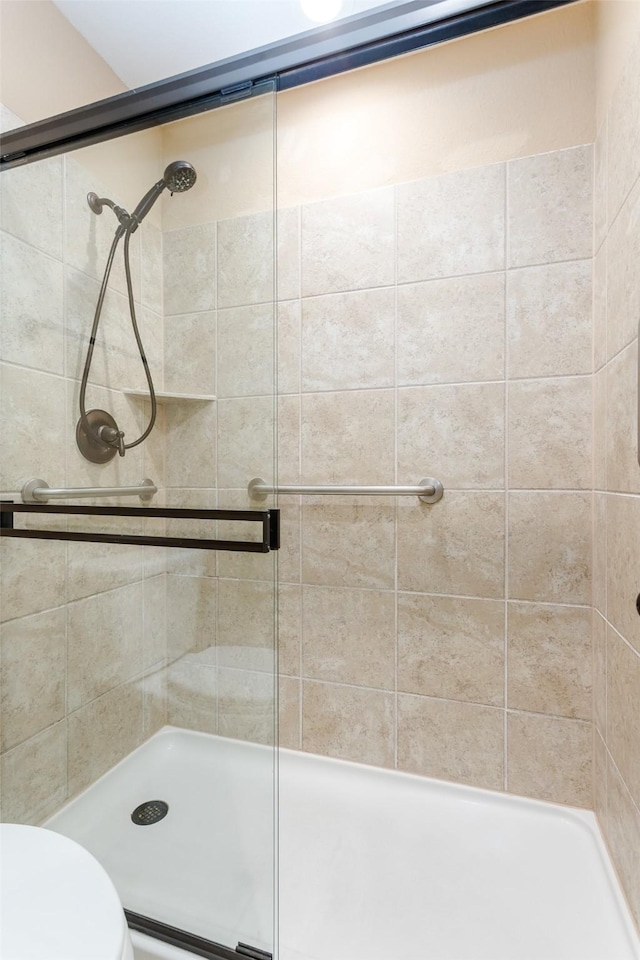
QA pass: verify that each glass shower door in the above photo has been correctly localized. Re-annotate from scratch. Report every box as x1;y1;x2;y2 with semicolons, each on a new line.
0;80;277;958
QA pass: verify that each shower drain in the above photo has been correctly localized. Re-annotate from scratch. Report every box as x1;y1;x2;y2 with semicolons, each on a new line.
131;800;169;826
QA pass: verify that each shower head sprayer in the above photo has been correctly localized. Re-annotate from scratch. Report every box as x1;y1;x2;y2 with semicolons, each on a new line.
129;160;197;228
163;160;197;194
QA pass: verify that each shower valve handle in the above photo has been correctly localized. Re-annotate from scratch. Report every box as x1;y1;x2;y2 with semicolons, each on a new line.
98;425;126;457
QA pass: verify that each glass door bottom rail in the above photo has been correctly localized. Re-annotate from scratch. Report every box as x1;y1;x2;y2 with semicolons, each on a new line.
45;727;640;960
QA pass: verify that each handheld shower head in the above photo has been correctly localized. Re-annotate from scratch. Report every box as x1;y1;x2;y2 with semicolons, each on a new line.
129;160;197;228
163;160;197;194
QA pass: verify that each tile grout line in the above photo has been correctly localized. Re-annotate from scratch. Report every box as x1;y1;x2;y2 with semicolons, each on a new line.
504;160;510;792
393;180;399;771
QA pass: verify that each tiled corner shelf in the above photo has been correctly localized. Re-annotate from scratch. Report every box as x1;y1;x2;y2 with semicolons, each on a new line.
123;389;216;404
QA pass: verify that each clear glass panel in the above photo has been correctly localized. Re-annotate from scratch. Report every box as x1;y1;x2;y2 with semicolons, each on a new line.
0;82;277;955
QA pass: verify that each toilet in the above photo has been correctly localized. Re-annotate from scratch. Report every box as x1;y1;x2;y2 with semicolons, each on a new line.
0;823;134;960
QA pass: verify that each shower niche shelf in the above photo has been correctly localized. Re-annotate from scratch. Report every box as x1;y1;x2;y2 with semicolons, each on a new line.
123;388;216;404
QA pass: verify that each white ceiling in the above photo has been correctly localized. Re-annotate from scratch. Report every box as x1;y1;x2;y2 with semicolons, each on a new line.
53;0;399;89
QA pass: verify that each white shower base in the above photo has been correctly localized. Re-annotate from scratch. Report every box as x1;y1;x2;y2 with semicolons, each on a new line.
46;726;640;960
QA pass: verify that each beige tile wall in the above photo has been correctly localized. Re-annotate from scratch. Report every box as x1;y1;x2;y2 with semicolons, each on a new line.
0;105;169;823
592;27;640;932
277;143;595;808
162;208;277;746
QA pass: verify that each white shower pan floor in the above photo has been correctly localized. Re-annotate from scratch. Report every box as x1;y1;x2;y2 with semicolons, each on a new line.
46;726;640;960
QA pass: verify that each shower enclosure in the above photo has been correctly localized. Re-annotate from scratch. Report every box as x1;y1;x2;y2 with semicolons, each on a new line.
0;82;278;958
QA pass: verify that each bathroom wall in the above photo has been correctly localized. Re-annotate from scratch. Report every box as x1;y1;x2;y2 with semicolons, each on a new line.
592;0;640;930
0;104;169;823
274;144;594;806
0;0;125;125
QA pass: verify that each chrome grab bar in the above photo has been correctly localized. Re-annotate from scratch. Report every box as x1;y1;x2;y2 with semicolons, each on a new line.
248;477;444;504
21;478;157;504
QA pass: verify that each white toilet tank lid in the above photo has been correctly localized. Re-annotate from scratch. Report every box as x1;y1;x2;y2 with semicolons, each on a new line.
0;823;129;960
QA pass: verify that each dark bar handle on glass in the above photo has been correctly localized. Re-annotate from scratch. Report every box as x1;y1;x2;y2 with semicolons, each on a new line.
0;502;280;554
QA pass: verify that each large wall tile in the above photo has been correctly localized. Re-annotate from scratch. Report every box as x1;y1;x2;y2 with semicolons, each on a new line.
166;574;216;661
302;498;396;590
593;612;607;737
507;712;592;807
606;754;640;931
606;176;640;360
302;288;395;391
301;390;394;484
217;303;274;398
163;223;216;315
278;497;302;583
164;311;216;396
167;659;217;735
1;156;63;260
217;396;274;489
398;493;505;598
302;585;395;688
506;261;592;378
508;493;591;604
508;377;592;489
507;602;591;720
607;31;640;226
593;367;607;494
0;364;66;491
302;680;394;767
67;538;144;603
279;676;301;750
397;164;505;283
593;493;607;615
301;187;394;296
397;694;504;790
217;578;276;671
217;211;274;308
508;145;593;267
67;583;144;711
607;626;640;808
606;494;640;651
166;399;217;488
607;340;640;493
1;721;67;824
278;300;301;395
140;223;163;315
0;608;66;751
1;233;64;375
143;665;167;737
594;119;607;255
279;582;301;676
397;593;504;706
144;574;167;670
64;159;141;302
218;668;276;745
65;270;151;391
0;539;66;623
594;729;608;830
397;273;505;386
398;382;504;489
277;206;300;302
278;395;301;485
67;681;144;797
593;243;607;372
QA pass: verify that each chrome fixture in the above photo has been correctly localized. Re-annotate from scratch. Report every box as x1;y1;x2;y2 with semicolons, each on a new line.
21;478;157;504
78;162;197;463
248;477;444;504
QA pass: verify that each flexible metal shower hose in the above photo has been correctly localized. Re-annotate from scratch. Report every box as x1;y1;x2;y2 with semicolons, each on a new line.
78;224;157;451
